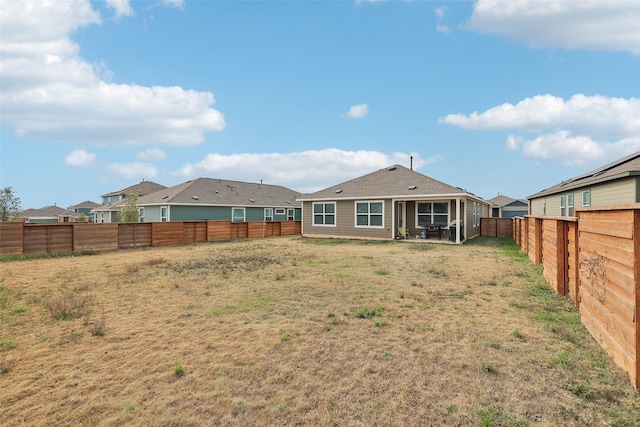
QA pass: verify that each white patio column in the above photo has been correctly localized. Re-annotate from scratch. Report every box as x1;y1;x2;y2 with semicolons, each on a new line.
455;198;461;243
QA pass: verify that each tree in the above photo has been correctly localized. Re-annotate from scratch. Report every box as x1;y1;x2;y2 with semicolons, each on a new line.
0;187;22;222
77;212;88;223
118;192;141;223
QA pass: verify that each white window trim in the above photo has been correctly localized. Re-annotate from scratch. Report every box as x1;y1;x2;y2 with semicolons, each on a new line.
354;200;385;229
567;194;574;216
312;202;336;227
582;190;591;207
287;208;295;221
264;208;273;221
139;207;145;223
161;206;168;222
560;195;566;217
415;201;450;227
275;208;285;215
542;198;546;216
232;207;246;223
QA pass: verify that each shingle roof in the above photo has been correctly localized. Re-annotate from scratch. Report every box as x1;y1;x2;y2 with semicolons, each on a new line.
298;165;481;201
68;201;101;209
100;180;167;198
20;205;66;218
489;195;528;207
137;177;301;208
528;151;640;199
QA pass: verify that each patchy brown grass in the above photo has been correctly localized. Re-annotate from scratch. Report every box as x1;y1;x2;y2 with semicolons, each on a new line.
0;237;638;426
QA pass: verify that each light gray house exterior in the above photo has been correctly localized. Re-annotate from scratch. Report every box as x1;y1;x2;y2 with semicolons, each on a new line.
59;201;101;222
489;195;528;218
297;165;491;243
135;177;301;223
528;152;640;217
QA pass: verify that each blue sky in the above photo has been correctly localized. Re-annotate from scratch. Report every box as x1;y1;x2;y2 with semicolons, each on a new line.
1;0;639;209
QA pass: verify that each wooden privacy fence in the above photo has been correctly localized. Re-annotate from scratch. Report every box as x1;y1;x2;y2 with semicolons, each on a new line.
513;205;640;389
480;217;514;238
0;220;302;256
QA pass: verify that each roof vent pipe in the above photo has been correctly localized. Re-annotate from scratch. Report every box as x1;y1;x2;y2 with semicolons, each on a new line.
410;155;413;170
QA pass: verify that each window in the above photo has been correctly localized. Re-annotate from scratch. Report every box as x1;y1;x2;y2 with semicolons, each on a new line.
417;202;449;227
542;198;546;215
355;201;383;228
560;195;566;216
313;202;335;226
567;193;574;216
232;207;245;222
287;208;295;221
139;207;144;222
161;206;168;222
264;208;273;221
472;202;478;227
582;190;591;207
275;208;285;215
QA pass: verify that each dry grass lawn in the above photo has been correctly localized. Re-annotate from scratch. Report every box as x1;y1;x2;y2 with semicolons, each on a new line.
1;236;639;426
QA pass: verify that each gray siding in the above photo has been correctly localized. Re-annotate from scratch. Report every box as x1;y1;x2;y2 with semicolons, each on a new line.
303;200;394;239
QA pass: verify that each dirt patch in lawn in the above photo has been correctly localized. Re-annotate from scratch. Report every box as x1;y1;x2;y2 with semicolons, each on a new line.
1;237;638;426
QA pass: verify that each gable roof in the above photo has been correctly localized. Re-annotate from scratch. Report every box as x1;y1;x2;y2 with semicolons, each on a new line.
298;164;487;202
100;180;167;198
528;151;640;199
489;195;528;208
20;205;66;218
68;200;101;209
137;177;301;208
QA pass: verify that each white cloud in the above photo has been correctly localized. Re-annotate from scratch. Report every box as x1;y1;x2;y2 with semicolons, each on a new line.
342;104;369;119
136;148;166;161
64;149;96;167
107;162;158;180
506;132;640;167
172;149;440;193
161;0;185;8
434;6;450;33
439;94;640;138
0;0;225;146
105;0;133;18
441;93;640;167
467;0;640;55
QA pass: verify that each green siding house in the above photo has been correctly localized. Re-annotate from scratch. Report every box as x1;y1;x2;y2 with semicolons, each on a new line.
136;177;301;223
528;152;640;217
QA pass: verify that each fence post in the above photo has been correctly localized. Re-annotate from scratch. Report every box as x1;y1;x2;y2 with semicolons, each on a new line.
634;209;640;390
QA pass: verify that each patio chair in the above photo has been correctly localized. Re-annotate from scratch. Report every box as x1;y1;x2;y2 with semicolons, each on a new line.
398;227;409;239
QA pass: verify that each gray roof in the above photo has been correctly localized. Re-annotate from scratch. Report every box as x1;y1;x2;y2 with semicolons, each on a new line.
298;164;486;202
489;195;528;207
20;205;66;218
137;177;301;208
100;180;167;198
528;151;640;199
68;200;101;209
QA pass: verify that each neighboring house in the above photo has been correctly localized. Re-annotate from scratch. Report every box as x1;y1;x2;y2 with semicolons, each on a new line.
297;164;491;243
134;177;301;223
489;195;529;218
528;151;640;217
93;180;167;223
20;205;66;223
59;201;101;223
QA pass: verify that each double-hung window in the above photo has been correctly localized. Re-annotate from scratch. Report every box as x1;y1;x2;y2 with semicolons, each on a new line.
582;190;591;207
161;206;168;222
355;201;383;228
287;208;295;221
139;207;145;222
560;195;566;216
567;194;574;216
313;202;335;226
417;202;449;227
264;208;273;221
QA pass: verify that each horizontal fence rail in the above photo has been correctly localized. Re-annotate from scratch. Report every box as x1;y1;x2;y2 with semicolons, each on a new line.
513;205;640;389
0;220;302;256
